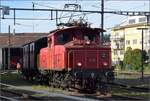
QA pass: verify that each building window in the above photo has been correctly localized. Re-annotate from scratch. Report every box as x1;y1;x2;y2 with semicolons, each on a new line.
129;19;135;24
140;40;142;44
148;16;150;23
133;39;137;44
116;43;119;49
120;50;124;55
148;40;150;46
144;30;148;34
115;33;119;36
139;17;146;23
148;49;150;55
114;51;117;55
126;40;130;45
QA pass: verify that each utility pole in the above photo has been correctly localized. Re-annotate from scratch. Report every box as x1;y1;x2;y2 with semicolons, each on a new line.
137;28;148;80
147;15;150;25
8;25;11;70
101;0;104;42
13;9;16;35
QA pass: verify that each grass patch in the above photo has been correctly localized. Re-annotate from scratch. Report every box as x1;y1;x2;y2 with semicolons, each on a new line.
32;85;64;93
112;72;150;100
0;72;64;93
2;87;37;95
115;73;150;88
0;72;35;86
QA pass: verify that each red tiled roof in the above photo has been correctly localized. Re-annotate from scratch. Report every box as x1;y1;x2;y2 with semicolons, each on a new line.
0;33;49;47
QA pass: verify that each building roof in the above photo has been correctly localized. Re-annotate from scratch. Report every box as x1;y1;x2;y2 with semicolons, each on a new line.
112;16;149;31
112;23;148;31
0;33;49;48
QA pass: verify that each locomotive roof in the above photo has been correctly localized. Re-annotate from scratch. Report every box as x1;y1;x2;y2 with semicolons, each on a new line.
48;26;105;37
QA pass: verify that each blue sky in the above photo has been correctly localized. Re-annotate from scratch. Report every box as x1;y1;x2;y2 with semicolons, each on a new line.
0;0;149;33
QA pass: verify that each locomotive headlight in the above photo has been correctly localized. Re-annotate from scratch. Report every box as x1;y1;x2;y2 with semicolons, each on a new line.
103;62;108;66
77;62;82;66
86;40;90;44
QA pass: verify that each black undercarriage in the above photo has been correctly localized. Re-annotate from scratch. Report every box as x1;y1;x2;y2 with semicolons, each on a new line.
21;68;114;93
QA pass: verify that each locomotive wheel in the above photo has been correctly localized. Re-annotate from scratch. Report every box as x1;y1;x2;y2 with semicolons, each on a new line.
97;82;109;95
61;73;71;90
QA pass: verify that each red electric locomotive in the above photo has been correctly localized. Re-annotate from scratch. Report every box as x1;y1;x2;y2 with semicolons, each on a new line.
38;26;114;91
21;24;114;92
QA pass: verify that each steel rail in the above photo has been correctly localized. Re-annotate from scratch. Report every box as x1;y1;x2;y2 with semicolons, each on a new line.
0;95;19;101
109;82;150;92
111;94;144;100
0;0;149;1
0;83;44;100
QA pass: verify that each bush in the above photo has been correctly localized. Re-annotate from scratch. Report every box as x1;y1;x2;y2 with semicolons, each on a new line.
144;62;150;73
123;47;149;71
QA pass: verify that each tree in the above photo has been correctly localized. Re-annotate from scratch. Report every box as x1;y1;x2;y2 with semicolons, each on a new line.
131;49;141;70
123;47;133;70
103;34;110;42
123;47;149;71
143;50;149;62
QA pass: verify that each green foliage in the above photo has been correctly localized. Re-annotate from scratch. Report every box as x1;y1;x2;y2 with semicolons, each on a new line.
123;47;133;70
131;49;141;70
143;51;149;62
123;47;149;71
144;62;150;73
103;34;110;42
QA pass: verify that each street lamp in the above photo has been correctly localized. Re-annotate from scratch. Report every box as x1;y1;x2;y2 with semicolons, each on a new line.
137;28;148;80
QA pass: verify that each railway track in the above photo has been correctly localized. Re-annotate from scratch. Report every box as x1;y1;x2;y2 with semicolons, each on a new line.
109;82;150;92
110;94;144;100
0;95;19;101
69;91;144;100
0;83;99;101
0;70;15;75
114;71;150;76
1;72;148;101
1;87;44;101
1;85;143;101
0;82;145;101
68;86;144;100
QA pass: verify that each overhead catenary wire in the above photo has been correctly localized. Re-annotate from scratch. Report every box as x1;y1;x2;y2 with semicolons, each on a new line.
1;0;149;2
106;0;149;2
0;12;93;20
32;2;56;9
0;7;149;15
92;2;147;11
1;0;149;34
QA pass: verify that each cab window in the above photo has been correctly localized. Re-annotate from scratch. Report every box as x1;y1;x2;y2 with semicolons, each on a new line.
84;34;96;42
57;33;69;45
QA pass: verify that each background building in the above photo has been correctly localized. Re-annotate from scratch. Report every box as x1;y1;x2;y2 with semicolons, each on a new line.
0;32;49;69
111;16;150;65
